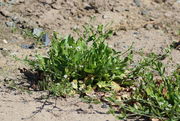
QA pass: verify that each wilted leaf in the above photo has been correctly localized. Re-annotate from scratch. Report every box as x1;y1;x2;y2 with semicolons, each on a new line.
111;81;121;92
71;80;78;89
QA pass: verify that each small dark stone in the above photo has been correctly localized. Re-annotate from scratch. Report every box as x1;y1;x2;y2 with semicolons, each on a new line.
21;43;35;49
171;41;180;50
133;31;139;35
88;104;93;109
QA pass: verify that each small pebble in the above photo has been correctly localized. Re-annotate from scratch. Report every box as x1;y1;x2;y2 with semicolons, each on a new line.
101;103;109;108
2;39;8;44
134;0;141;7
11;16;19;22
0;2;5;6
0;48;10;57
176;0;180;3
133;32;139;35
5;21;16;27
144;24;153;30
88;105;93;109
153;24;160;29
42;33;51;46
140;10;148;16
21;43;35;49
33;28;43;37
102;15;108;19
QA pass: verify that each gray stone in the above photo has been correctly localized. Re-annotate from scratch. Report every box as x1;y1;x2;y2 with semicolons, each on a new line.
33;28;43;37
11;16;19;22
134;0;141;7
133;32;139;35
153;24;160;29
0;2;5;6
176;0;180;3
21;43;35;49
101;103;109;108
42;33;51;46
5;21;16;27
140;10;148;16
144;24;153;30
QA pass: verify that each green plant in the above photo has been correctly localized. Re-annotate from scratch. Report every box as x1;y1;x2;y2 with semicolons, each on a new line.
25;24;179;120
26;24;132;96
21;28;45;43
107;54;180;120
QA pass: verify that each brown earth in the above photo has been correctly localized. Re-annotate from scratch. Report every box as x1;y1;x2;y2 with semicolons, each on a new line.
0;0;179;121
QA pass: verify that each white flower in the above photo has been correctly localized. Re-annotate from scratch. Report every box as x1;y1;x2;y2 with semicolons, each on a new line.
76;46;81;50
63;75;68;79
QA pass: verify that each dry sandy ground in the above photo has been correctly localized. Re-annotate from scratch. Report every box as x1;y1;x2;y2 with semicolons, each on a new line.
0;86;120;121
0;0;180;121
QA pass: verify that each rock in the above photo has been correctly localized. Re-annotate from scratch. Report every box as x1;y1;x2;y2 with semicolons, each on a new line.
144;24;153;30
0;2;5;6
41;33;51;46
151;118;160;121
176;0;180;3
140;10;148;16
88;105;93;109
33;28;43;37
102;15;108;19
153;24;160;29
133;31;139;35
51;2;61;9
21;43;35;49
164;12;172;17
134;0;141;7
101;103;109;108
5;21;16;27
2;39;8;44
11;16;19;22
0;48;10;57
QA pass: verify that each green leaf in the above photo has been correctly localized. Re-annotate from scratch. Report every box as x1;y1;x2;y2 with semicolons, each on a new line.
84;68;94;73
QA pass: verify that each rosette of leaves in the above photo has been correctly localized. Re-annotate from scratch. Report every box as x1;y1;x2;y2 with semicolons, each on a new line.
27;24;132;96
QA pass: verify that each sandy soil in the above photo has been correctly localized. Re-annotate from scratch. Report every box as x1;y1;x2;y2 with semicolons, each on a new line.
0;0;179;121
